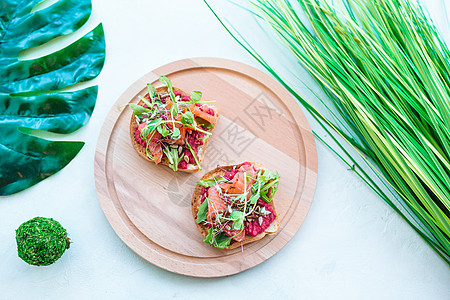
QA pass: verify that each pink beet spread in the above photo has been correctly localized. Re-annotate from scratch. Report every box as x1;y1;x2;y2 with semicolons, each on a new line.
223;169;238;181
135;126;146;147
200;186;207;204
177;131;205;169
245;199;276;236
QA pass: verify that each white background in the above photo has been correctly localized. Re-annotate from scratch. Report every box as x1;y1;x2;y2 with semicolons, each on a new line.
1;0;449;299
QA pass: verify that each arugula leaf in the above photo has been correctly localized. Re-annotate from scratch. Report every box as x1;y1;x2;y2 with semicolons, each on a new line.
159;76;172;91
214;234;233;249
159;76;176;102
249;191;260;205
190;91;202;102
196;199;209;224
230;210;244;230
197;177;227;187
162;146;183;171
204;228;233;249
249;169;280;204
157;124;170;137
260;171;280;202
204;227;214;244
162;147;174;164
138;95;153;109
186;141;202;170
261;169;278;182
129;103;150;115
261;179;280;202
147;84;156;101
141;126;151;139
170;103;179;117
180;111;195;126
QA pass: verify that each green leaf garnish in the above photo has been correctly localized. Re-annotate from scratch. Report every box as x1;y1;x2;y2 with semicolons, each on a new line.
159;76;172;90
196;117;214;129
180;111;196;126
141;118;162;138
213;234;233;249
172;127;181;140
147;84;157;101
170;103;179;117
159;76;176;102
141;126;151;139
162;146;183;171
157;124;170;137
204;228;233;249
129;103;150;115
197;177;227;187
230;210;244;230
190;91;202;102
196;199;209;224
138;95;153;109
186;141;202;170
249;170;280;203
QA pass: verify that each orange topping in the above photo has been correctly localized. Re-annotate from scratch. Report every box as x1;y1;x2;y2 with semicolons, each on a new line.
206;187;227;223
189;104;216;124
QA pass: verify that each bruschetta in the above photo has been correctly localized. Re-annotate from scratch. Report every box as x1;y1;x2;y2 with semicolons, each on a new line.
129;76;219;172
192;162;280;249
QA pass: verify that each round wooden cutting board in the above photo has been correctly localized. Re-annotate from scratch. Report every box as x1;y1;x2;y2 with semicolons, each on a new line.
94;57;318;277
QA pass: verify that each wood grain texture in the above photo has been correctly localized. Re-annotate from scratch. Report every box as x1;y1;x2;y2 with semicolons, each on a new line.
94;57;318;277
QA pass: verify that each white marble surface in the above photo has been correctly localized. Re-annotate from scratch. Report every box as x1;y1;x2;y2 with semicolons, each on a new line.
1;0;449;299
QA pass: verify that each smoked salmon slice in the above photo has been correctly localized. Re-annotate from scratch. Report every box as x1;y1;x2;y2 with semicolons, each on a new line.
206;187;227;223
223;227;245;242
220;164;256;195
138;125;163;164
148;141;162;164
190;104;216;125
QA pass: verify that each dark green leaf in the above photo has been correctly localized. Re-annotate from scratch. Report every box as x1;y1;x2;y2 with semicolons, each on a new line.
0;0;106;195
204;227;214;244
213;233;233;249
196;199;209;223
196;117;214;129
203;228;233;249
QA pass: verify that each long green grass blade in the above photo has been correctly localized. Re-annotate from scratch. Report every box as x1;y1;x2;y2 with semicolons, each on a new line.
205;0;450;264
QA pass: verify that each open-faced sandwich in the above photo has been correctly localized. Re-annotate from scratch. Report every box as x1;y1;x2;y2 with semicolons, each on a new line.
192;162;280;249
129;76;219;172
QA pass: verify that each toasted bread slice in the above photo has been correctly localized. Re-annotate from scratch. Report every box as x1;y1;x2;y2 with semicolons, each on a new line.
129;86;219;172
192;163;280;249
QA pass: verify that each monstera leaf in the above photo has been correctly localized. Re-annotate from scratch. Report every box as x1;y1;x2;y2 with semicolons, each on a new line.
0;0;105;195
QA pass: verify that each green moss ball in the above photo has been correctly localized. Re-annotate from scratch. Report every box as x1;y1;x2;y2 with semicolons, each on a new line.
15;217;70;266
